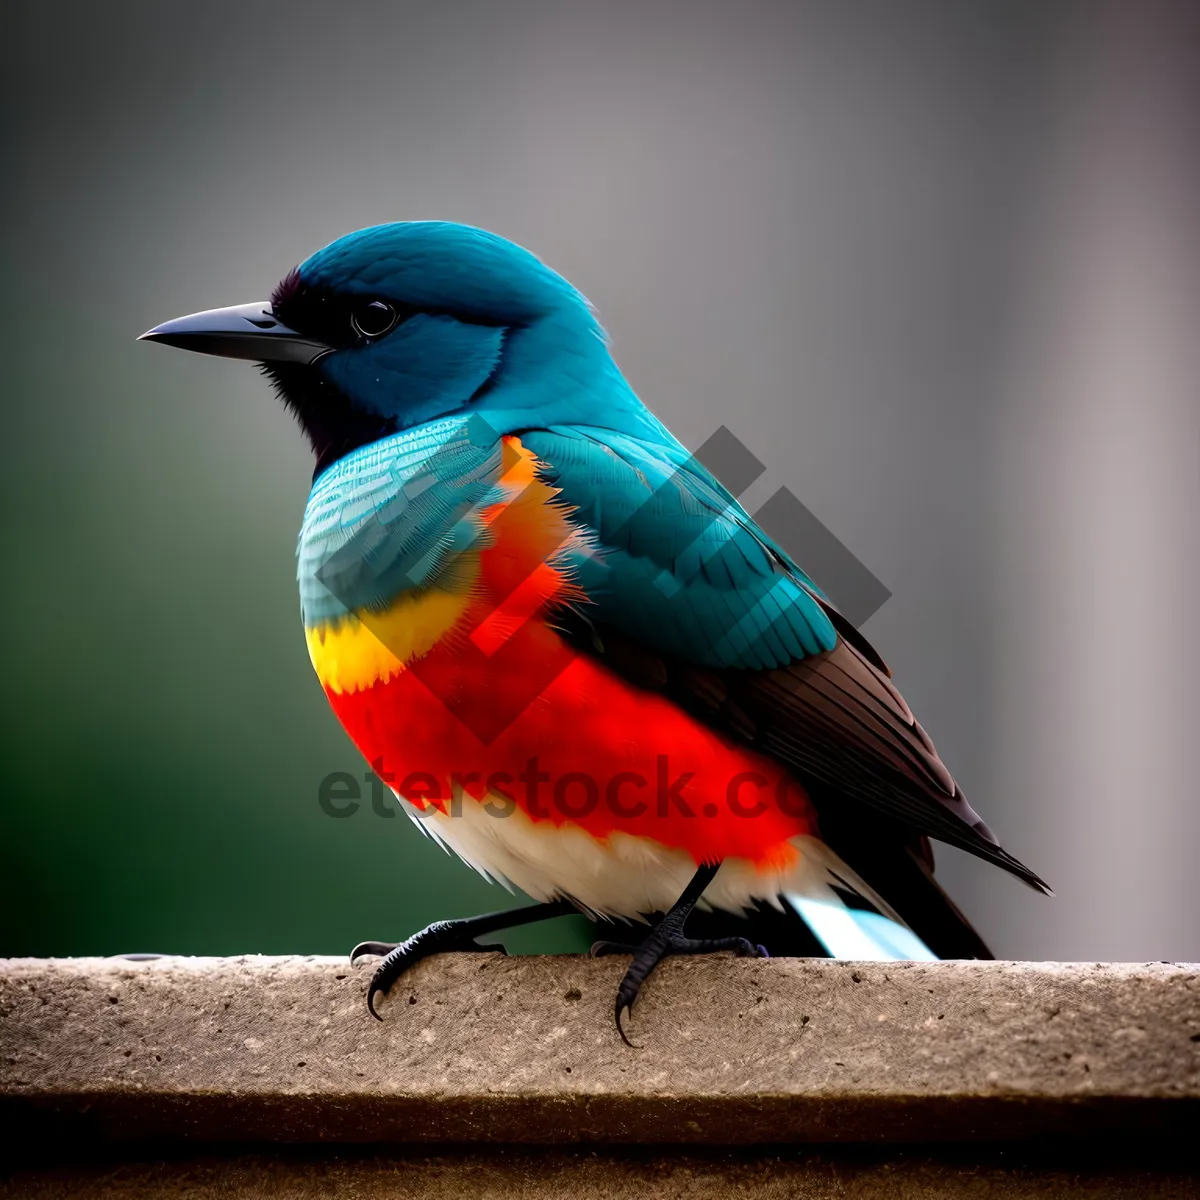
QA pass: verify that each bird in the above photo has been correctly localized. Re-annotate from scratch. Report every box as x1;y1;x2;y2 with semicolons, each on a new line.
141;221;1049;1042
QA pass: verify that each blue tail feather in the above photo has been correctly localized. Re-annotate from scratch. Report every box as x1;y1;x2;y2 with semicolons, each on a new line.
786;894;938;961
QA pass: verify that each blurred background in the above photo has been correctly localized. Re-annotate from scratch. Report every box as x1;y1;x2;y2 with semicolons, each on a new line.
3;0;1197;962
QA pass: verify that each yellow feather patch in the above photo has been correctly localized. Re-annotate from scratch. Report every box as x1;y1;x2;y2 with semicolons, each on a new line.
304;436;586;694
305;585;471;694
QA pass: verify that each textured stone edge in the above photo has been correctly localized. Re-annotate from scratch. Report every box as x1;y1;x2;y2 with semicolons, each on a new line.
3;1149;1198;1200
2;955;1198;1146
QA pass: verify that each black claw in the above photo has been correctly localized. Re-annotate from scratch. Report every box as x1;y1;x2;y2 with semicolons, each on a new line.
361;924;507;1016
366;980;386;1021
600;862;776;1045
349;900;575;1019
615;1000;639;1049
350;940;400;965
609;930;763;1043
589;938;637;958
365;941;418;1019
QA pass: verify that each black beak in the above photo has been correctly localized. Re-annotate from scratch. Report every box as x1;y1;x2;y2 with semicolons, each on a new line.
138;302;331;365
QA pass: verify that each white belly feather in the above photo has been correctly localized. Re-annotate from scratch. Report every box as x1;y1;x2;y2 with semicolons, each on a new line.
395;782;871;923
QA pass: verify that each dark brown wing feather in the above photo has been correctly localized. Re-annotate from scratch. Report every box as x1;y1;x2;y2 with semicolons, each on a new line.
568;614;1051;896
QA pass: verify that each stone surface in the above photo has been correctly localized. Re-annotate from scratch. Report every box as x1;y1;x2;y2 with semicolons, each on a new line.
1;955;1198;1146
2;1150;1196;1199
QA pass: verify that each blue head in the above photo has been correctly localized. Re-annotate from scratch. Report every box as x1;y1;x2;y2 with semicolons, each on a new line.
143;222;642;475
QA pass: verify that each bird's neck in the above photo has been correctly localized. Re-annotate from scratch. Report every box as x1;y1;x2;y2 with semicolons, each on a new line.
262;362;400;480
469;317;662;442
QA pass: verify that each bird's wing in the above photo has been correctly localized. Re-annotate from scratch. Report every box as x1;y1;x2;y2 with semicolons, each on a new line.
520;424;1049;893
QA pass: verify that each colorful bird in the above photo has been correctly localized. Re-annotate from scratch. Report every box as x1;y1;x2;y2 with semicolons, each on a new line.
141;222;1049;1040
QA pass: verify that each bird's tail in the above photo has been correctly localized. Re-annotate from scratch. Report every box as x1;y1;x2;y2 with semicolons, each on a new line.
791;830;994;961
780;834;939;960
787;897;936;960
686;834;991;962
783;893;937;961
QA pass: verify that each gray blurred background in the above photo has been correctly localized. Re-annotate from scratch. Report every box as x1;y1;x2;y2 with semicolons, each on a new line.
3;0;1197;961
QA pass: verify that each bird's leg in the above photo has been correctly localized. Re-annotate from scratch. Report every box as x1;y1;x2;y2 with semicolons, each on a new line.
590;861;768;1046
351;898;576;1019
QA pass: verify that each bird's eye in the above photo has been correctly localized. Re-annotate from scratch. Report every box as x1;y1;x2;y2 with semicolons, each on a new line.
351;300;397;340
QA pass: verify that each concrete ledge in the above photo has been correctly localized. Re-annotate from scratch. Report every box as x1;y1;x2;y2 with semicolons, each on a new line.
1;955;1198;1148
2;1149;1197;1199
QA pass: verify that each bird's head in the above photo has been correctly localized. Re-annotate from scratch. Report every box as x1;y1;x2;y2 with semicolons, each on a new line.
141;222;614;475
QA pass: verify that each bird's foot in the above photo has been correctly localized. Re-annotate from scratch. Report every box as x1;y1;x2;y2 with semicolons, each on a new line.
350;899;575;1019
591;930;767;1045
589;863;768;1046
351;921;507;1019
